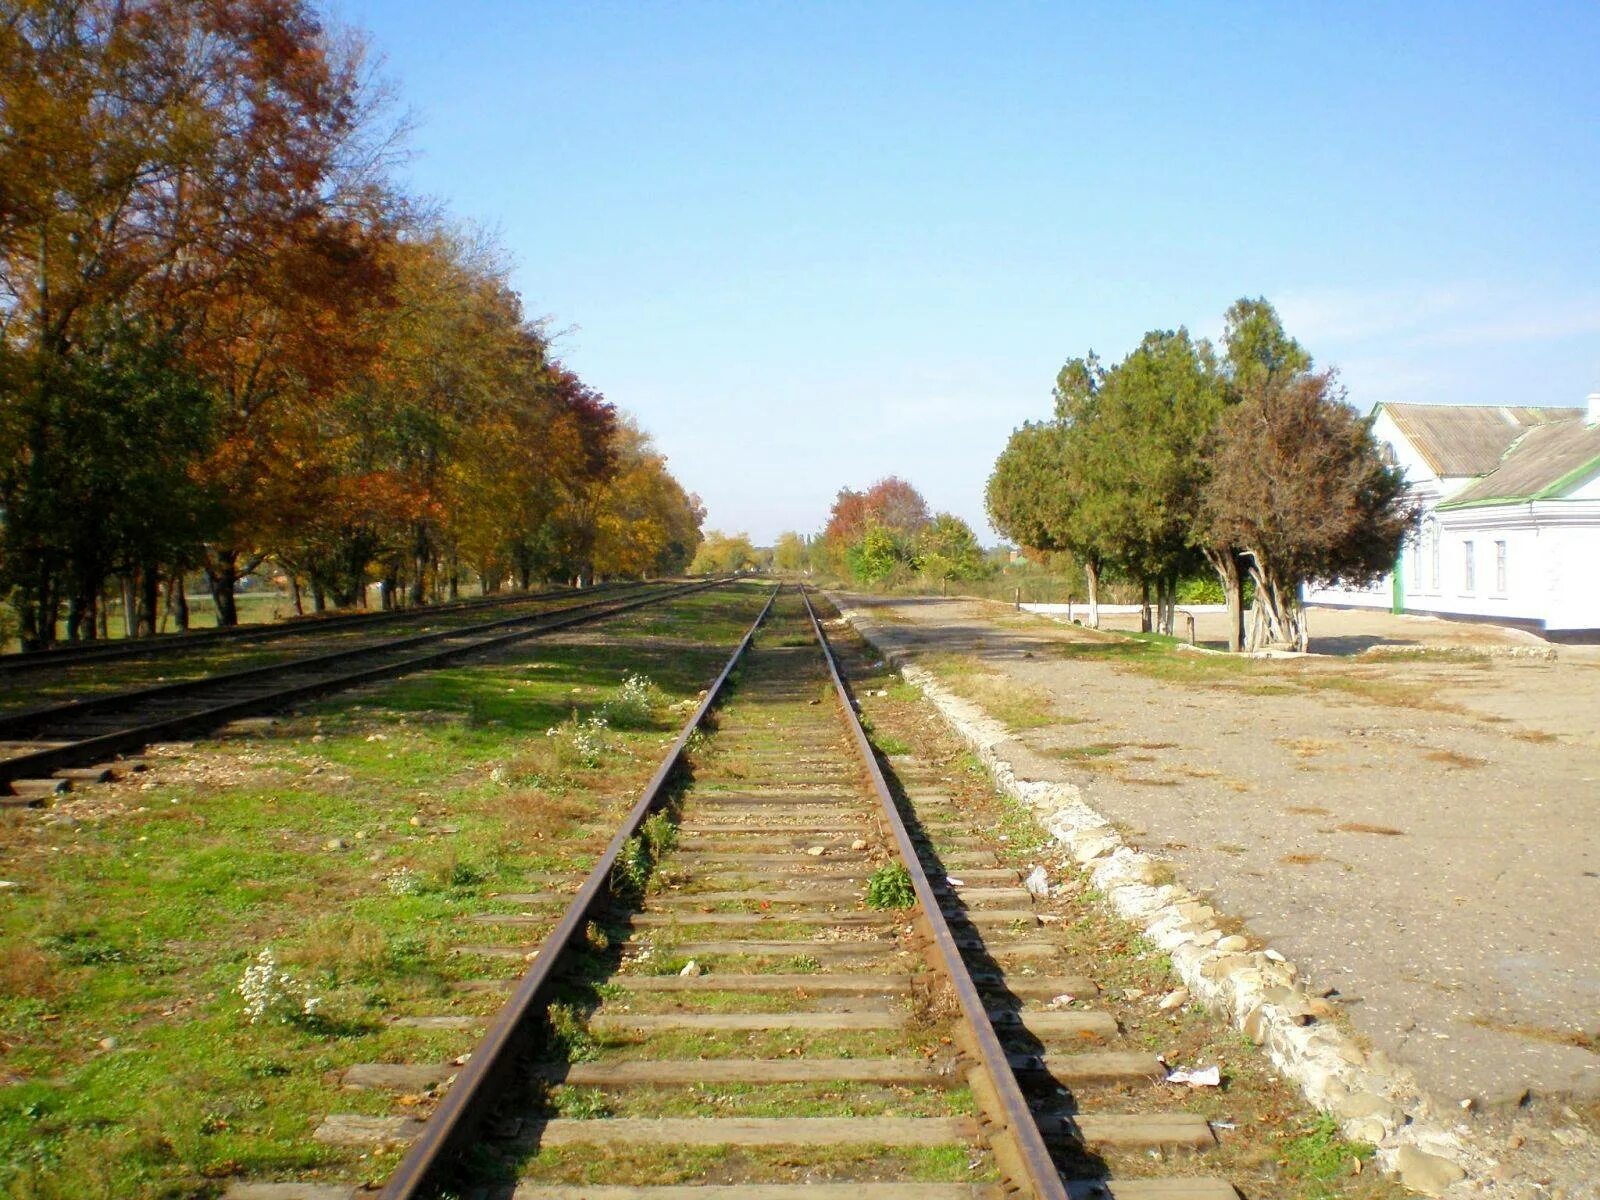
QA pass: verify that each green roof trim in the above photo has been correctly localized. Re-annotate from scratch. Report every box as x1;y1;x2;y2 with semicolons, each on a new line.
1533;451;1600;499
1437;450;1600;509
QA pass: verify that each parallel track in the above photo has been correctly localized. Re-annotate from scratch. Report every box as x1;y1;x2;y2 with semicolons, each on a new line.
0;580;719;794
0;582;637;678
240;586;1235;1200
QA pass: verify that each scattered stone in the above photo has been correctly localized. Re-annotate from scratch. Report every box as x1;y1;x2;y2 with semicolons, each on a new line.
1264;947;1286;962
1023;865;1050;896
1216;934;1249;952
805;846;826;857
409;816;424;827
849;838;867;851
1157;988;1190;1011
324;838;348;851
678;959;702;977
97;1037;118;1051
1394;1145;1467;1195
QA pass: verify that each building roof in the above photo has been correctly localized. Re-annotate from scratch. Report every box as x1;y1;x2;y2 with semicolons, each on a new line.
1382;403;1584;478
1438;417;1600;509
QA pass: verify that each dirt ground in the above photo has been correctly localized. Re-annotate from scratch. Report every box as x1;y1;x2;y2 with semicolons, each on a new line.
838;593;1600;1192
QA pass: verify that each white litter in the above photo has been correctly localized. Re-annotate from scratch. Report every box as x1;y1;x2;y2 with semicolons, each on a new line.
679;959;703;977
1165;1065;1221;1088
1264;948;1286;962
1046;994;1076;1009
945;877;965;888
1023;866;1050;897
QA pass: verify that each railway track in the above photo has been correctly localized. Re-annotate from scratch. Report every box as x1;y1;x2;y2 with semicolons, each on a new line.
0;579;718;798
230;587;1236;1200
0;581;636;678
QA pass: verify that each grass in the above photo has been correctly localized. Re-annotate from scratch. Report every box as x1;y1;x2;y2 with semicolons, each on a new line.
0;584;771;1199
1038;628;1471;714
920;656;1061;732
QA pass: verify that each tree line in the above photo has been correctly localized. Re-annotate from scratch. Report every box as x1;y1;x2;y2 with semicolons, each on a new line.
987;299;1414;651
0;1;702;648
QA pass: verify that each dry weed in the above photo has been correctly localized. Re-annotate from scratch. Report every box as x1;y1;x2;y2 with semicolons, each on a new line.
1279;852;1326;866
0;941;63;999
1423;749;1487;768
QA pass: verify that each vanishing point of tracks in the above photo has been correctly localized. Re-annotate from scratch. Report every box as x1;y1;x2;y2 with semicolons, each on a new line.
232;587;1236;1200
0;580;716;800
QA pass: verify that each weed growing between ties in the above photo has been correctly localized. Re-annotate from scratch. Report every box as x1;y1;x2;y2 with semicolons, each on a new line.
0;585;770;1199
865;862;916;909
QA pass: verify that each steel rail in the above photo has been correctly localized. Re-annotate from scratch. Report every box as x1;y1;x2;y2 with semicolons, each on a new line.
0;582;689;740
0;580;727;789
0;581;638;676
377;583;780;1200
800;585;1067;1200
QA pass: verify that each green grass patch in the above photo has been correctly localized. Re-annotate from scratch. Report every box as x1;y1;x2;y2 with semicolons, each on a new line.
0;584;770;1198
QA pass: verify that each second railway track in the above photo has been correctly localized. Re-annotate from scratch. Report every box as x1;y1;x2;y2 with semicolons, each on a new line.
232;587;1237;1200
0;579;720;797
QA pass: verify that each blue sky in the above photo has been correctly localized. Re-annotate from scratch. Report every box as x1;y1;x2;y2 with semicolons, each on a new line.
334;1;1600;543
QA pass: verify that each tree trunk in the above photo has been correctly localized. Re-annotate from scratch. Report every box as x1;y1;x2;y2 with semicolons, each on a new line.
120;576;137;638
1204;548;1245;653
289;573;304;616
311;580;326;613
137;566;159;637
1084;559;1101;629
1139;579;1152;633
1244;557;1307;652
206;553;240;627
172;575;189;631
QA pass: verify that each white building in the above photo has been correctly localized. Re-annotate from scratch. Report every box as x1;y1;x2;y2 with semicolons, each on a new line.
1305;396;1600;640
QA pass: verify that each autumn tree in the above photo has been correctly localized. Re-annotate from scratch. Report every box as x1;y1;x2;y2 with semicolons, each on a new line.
0;0;395;638
772;532;809;573
821;476;933;583
689;531;758;575
591;420;705;578
1200;370;1414;651
1201;298;1315;649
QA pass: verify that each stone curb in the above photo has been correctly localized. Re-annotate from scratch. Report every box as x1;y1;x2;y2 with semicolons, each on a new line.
829;599;1493;1199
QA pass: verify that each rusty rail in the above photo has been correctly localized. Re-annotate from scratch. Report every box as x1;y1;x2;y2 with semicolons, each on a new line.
800;585;1067;1200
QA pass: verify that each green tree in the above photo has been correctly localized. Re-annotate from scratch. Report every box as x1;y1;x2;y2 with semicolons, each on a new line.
1071;329;1223;633
845;524;908;584
914;513;989;582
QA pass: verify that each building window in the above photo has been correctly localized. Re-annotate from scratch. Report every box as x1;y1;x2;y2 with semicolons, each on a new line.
1428;520;1440;590
1463;541;1475;593
1495;540;1507;594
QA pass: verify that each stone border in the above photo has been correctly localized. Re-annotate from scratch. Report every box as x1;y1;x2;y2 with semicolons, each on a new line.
829;597;1490;1199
